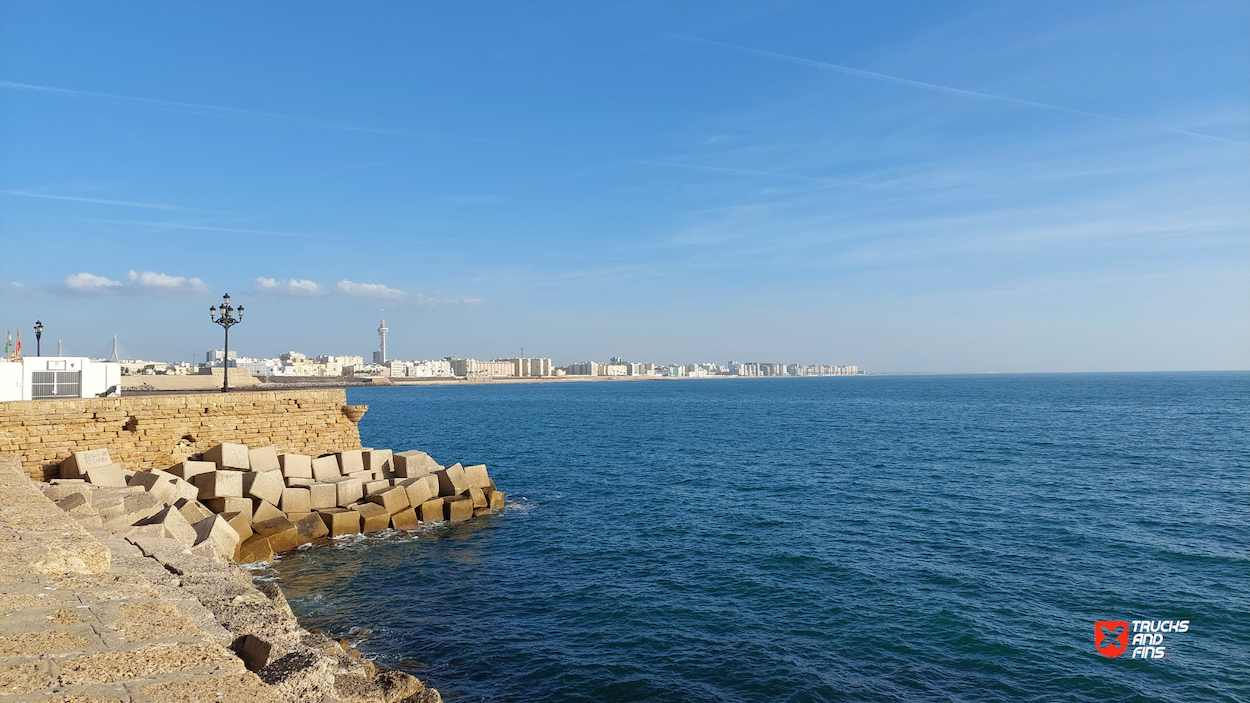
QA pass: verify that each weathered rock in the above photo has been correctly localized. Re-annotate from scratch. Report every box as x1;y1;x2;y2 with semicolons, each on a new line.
85;462;128;487
402;475;440;507
390;507;420;530
59;448;113;479
243;469;285;506
468;486;487;508
312;455;341;482
232;634;273;672
463;464;491;490
279;487;311;514
337;449;365;475
367;486;410;515
435;464;470;497
205;496;252;517
308;483;338;510
192;514;242;559
330;476;364;507
444;495;473;522
195;470;244;499
357;502;391;532
204;442;251;470
247;446;282;473
278;453;313;479
364;448;393;477
236;534;275;564
252;499;285;524
169;459;217;481
417;498;445;523
252;515;300;553
318;508;361;537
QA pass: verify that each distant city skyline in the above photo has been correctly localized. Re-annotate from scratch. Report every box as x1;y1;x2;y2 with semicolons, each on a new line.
1;2;1246;373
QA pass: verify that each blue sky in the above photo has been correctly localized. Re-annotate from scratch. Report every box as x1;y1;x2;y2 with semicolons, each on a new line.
1;1;1246;371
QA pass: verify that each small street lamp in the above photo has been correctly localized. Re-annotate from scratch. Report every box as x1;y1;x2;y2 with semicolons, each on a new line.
208;294;244;393
33;321;43;357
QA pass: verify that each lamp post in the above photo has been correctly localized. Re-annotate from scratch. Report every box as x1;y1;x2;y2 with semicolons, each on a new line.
33;321;43;357
208;294;244;393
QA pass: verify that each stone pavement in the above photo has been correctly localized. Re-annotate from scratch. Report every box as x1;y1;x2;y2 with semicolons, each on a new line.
0;453;281;703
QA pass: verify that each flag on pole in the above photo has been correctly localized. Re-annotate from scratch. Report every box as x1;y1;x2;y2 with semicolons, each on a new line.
13;329;20;358
3;328;10;358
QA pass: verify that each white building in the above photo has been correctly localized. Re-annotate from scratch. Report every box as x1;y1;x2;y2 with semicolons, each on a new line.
0;357;122;401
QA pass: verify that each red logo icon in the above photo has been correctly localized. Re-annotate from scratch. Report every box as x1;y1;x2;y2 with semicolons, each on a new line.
1095;620;1129;658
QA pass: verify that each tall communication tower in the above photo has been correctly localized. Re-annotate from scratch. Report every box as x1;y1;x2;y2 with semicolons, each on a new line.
109;335;120;362
376;315;388;365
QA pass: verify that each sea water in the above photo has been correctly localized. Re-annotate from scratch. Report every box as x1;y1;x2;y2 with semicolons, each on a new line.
268;373;1248;702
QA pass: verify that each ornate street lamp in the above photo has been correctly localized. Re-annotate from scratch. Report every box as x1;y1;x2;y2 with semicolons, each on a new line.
33;321;43;357
209;294;244;393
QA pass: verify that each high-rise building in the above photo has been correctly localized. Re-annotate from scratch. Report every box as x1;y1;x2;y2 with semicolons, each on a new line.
373;317;388;365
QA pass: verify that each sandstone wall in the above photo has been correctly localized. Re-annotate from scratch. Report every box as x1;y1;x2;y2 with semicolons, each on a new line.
0;390;363;481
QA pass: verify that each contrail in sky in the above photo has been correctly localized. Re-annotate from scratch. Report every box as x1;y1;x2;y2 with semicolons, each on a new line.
0;80;545;150
662;33;1246;147
1;190;200;211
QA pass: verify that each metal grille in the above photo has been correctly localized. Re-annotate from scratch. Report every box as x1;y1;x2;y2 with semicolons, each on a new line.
31;371;81;399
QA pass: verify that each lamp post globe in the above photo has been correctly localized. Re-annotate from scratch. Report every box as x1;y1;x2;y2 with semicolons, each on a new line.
33;321;43;357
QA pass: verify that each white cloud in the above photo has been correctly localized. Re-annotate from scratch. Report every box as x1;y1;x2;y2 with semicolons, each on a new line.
127;270;208;292
65;272;122;291
410;293;483;307
255;277;324;296
336;280;404;298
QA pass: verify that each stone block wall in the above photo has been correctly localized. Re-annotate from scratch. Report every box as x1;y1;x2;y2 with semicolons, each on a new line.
0;390;364;481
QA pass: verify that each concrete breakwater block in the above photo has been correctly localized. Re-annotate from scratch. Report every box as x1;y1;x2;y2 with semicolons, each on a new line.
278;453;312;479
473;508;493;518
364;448;393;476
85;463;128;487
394;450;438;478
292;512;329;542
127;469;179;505
237;534;275;564
357;502;391;532
252;500;284;524
253;515;300;553
280;487;311;514
138;505;198;546
401;475;440;507
312;455;341;482
463;464;491;490
102;492;165;531
308;483;338;510
436;465;470;497
363;479;390;496
286;477;315;487
223;511;254;545
195;470;243;500
41;483;93;503
444;495;473;523
169;459;217;481
192;514;242;560
177;498;215;524
330;476;363;506
205;496;252;517
418;498;445;523
367;486;410;515
60;449;114;479
485;489;506;510
204;442;251;470
243;470;285;506
469;487;487;508
248;445;282;473
318;508;361;537
337;449;365;475
390;507;420;530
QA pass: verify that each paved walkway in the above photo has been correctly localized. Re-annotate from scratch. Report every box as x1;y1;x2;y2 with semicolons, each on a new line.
0;453;280;703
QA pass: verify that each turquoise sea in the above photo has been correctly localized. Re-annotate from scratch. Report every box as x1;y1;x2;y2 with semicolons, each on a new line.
267;373;1249;702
